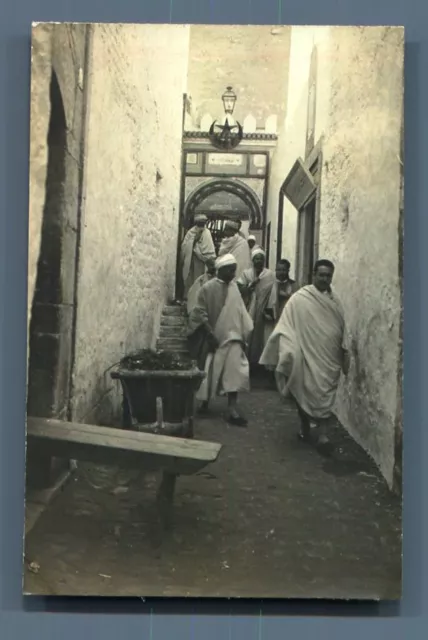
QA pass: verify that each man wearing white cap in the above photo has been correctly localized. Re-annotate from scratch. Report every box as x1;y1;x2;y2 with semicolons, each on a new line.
180;213;216;299
187;253;253;426
237;247;276;368
217;219;252;279
247;235;261;252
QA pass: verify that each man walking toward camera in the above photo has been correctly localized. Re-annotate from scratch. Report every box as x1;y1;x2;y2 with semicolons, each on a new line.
187;253;253;426
260;259;350;451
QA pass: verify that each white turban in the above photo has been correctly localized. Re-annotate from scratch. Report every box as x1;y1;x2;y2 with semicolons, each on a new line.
194;214;207;223
215;253;237;269
248;235;256;242
251;247;265;259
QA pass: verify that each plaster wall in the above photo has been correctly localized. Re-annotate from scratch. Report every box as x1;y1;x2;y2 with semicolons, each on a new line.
70;24;190;423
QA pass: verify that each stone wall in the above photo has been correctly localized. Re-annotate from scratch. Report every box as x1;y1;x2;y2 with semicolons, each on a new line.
267;27;330;276
28;23;86;334
319;26;404;485
28;24;52;333
27;23;87;420
27;23;88;486
270;26;404;485
187;25;291;128
70;24;190;424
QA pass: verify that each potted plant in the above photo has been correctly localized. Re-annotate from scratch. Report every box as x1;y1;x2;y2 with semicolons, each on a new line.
111;349;205;438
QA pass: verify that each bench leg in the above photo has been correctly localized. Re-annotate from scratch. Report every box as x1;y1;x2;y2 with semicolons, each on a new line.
186;417;194;439
156;472;177;530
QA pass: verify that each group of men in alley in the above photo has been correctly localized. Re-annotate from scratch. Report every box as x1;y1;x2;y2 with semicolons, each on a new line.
180;213;350;451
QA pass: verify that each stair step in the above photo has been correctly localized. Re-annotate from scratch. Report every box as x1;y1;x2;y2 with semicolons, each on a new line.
160;315;187;327
159;325;187;338
157;337;188;350
162;305;187;317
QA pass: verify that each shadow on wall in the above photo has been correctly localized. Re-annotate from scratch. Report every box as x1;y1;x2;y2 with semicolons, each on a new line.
27;70;72;488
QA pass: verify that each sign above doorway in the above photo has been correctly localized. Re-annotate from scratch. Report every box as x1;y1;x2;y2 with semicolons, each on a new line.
207;153;243;167
282;157;317;211
184;150;268;178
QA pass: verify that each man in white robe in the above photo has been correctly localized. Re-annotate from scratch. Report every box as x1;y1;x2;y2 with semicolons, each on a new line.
247;235;262;252
218;219;251;279
260;259;350;452
187;253;253;426
186;258;216;315
237;248;276;367
181;213;216;299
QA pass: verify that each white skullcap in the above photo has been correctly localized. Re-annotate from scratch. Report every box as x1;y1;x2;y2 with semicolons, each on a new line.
194;213;207;222
215;253;237;269
252;247;265;259
248;235;256;241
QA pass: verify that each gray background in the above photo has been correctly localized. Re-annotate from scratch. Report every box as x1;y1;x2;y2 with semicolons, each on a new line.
0;0;425;637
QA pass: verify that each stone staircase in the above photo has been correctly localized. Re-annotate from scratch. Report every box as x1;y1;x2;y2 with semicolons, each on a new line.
156;303;189;355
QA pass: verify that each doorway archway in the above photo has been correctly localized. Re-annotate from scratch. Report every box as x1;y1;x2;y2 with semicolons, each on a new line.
27;70;74;487
184;178;262;228
183;178;263;251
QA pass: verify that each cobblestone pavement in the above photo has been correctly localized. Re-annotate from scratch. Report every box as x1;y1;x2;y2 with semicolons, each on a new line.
24;384;402;599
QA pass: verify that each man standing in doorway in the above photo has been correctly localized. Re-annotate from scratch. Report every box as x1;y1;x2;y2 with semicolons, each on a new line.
218;219;252;279
181;214;216;299
187;253;253;426
272;259;299;321
237;247;276;369
247;235;262;252
260;259;350;452
237;219;247;240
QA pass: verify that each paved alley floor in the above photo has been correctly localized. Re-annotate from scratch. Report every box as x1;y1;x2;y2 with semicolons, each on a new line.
23;385;402;599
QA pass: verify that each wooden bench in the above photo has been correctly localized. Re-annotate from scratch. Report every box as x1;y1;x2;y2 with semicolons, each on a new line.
27;417;222;528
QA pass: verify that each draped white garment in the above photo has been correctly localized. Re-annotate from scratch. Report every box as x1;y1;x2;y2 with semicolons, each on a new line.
237;267;276;364
181;227;216;295
260;285;348;419
188;279;254;401
218;233;252;279
186;272;212;315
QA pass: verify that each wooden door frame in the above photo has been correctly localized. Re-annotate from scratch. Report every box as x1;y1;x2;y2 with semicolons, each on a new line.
276;190;284;265
174;94;189;300
261;152;270;247
295;138;323;284
266;222;272;269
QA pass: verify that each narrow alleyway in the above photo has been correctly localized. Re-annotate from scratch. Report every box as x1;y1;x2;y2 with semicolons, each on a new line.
24;385;401;599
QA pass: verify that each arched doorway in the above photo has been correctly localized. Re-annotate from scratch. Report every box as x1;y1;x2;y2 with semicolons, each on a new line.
183;178;262;252
27;70;74;488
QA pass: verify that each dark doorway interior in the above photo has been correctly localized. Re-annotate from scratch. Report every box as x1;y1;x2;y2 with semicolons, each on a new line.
276;192;284;264
296;197;316;286
203;212;250;254
27;71;72;488
266;222;271;269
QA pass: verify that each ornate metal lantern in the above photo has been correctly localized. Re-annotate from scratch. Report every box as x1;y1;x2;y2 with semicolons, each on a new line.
209;86;243;150
222;86;237;115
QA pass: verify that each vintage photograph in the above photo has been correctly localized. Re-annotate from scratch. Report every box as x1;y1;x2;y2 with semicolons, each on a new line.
24;23;403;599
